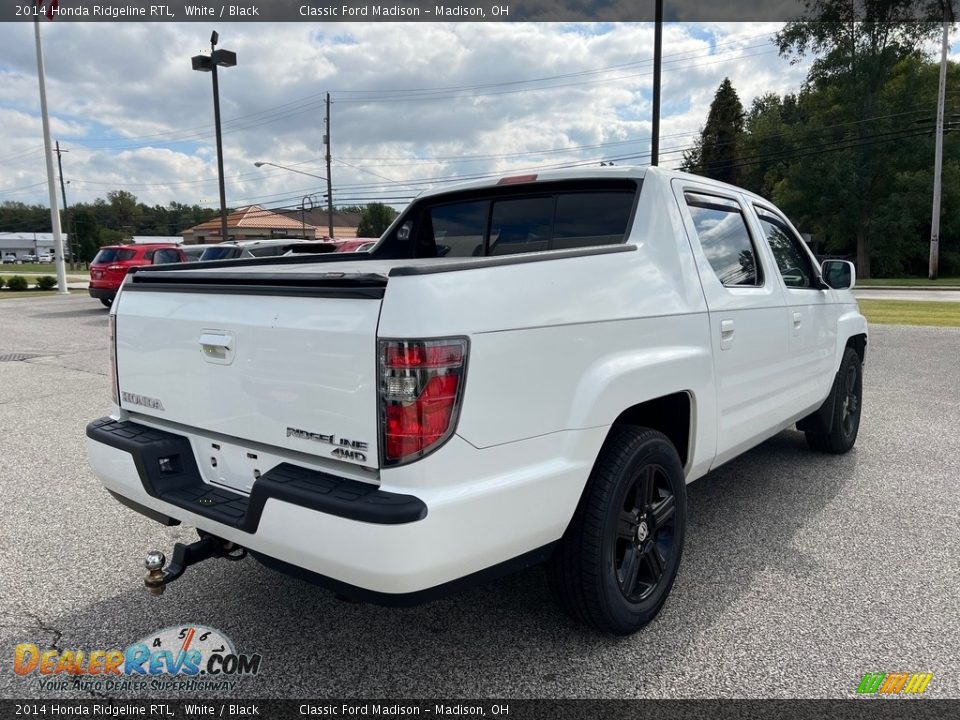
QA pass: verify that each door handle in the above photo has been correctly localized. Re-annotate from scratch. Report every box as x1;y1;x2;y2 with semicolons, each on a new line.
199;331;235;364
199;332;232;349
720;319;735;350
792;312;802;329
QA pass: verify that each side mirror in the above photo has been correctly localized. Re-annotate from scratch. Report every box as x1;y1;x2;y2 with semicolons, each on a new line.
821;260;856;290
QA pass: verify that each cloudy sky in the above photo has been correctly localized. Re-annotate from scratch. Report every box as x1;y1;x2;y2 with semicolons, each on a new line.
0;21;955;217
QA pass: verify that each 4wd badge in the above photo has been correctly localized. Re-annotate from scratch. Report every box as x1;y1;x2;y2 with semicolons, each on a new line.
286;426;368;463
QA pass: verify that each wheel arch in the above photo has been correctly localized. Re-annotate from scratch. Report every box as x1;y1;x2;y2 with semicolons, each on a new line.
609;392;693;470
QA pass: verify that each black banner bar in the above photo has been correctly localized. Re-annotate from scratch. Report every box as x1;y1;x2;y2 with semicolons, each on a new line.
6;0;958;23
1;700;958;720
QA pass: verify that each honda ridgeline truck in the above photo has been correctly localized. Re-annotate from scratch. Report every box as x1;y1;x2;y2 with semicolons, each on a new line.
86;167;866;634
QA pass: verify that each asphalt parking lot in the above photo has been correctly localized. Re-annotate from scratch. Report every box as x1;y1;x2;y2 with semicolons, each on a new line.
0;293;957;700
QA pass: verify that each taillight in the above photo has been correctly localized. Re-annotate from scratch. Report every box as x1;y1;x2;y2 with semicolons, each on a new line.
108;313;119;405
379;338;468;466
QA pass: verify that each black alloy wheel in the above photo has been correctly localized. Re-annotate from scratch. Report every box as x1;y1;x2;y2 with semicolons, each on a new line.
613;463;678;603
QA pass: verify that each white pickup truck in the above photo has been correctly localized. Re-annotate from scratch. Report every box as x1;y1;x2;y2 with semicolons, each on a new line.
86;167;866;634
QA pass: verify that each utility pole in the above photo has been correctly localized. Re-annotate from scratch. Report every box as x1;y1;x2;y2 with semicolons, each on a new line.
650;0;663;166
325;92;334;239
55;141;73;269
929;15;950;280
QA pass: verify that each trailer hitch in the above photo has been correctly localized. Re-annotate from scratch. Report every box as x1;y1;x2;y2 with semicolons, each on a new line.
144;532;247;596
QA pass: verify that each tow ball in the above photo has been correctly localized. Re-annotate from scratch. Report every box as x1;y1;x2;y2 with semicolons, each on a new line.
143;532;247;596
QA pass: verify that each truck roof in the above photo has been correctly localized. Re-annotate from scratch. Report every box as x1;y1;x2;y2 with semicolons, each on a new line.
413;165;759;204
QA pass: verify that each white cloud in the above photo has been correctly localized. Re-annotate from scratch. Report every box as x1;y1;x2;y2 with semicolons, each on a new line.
0;21;815;213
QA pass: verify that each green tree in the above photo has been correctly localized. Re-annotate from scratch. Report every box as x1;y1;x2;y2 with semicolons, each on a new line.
356;203;398;237
775;3;942;277
682;78;745;184
736;93;802;198
105;190;141;232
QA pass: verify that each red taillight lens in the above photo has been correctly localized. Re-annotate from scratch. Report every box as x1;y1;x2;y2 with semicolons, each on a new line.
379;339;468;465
384;343;464;369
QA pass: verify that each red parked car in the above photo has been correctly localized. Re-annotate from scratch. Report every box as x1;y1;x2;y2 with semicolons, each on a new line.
88;244;186;307
333;238;378;253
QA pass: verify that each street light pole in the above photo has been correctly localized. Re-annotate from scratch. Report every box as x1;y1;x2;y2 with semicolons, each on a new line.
192;31;236;244
33;17;68;295
650;0;663;166
210;45;228;244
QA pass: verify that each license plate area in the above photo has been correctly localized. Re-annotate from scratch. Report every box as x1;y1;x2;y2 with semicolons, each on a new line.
192;439;280;495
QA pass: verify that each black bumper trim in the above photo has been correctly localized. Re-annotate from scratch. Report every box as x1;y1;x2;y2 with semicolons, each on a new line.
87;417;427;531
87;287;116;300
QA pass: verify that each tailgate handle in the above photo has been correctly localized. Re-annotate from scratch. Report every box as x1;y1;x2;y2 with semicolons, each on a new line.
199;331;235;364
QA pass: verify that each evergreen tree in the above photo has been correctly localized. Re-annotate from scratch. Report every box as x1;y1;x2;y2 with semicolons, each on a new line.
683;78;745;185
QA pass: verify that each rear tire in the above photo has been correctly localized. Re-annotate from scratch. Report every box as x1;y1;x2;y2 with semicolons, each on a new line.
100;298;112;308
548;426;686;635
805;346;862;454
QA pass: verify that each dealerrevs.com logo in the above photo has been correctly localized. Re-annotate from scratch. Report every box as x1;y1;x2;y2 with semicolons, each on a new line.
14;625;261;693
856;672;933;696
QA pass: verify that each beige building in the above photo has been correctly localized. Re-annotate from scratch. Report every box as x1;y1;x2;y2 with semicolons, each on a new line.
276;209;363;240
180;205;361;244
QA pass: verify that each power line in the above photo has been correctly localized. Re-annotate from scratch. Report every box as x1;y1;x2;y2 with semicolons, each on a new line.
60;39;778;152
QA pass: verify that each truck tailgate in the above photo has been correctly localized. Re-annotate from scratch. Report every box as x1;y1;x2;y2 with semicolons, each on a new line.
114;269;385;471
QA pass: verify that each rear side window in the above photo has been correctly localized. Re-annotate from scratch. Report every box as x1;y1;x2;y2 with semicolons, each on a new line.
152;249;182;264
92;248;136;263
405;182;637;259
685;192;762;287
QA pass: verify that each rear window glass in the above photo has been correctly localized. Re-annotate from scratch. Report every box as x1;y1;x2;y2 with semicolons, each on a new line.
92;248;136;263
199;247;240;261
489;197;553;256
248;245;288;257
430;201;487;258
411;184;636;259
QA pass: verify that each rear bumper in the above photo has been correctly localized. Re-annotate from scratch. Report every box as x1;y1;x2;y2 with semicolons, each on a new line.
87;418;426;528
87;416;604;599
88;286;117;300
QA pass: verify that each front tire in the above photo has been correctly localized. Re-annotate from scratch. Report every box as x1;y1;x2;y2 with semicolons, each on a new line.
548;426;687;635
805;346;862;454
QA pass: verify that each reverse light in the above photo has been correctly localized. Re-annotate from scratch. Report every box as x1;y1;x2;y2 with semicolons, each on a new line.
379;338;468;465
